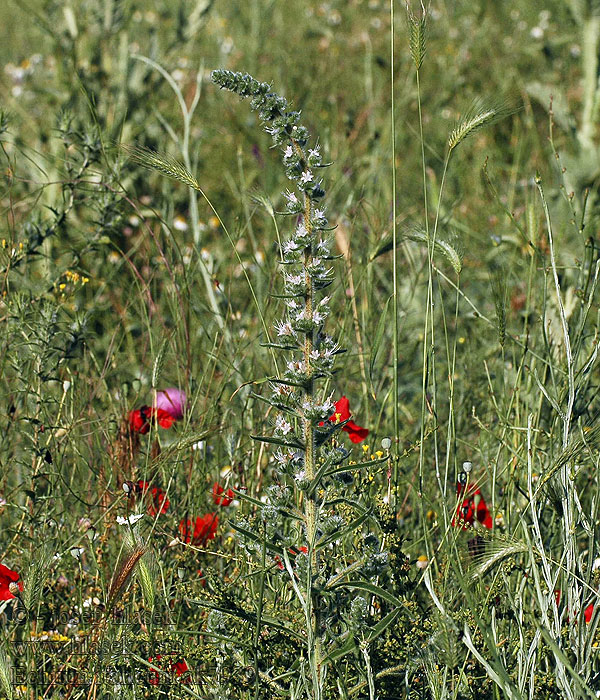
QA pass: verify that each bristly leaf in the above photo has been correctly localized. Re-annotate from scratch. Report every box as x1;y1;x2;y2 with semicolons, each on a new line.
448;98;517;152
122;144;201;191
407;3;427;70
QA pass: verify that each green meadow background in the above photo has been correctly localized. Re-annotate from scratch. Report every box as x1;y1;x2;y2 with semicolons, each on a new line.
1;1;600;698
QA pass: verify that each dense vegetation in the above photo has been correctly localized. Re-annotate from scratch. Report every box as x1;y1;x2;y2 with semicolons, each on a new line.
2;1;600;698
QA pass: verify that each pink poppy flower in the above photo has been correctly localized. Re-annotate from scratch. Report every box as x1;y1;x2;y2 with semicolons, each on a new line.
154;388;187;420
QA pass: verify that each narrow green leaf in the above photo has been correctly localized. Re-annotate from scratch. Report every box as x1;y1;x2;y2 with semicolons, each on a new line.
328;580;405;609
369;295;392;383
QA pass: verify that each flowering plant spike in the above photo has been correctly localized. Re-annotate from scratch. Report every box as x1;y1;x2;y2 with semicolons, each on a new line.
211;70;385;698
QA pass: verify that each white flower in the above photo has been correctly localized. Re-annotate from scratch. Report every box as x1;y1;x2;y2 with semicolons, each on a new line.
116;514;144;526
530;26;544;39
300;170;313;184
275;415;292;435
285;273;304;286
308;147;321;159
173;215;188;231
284;145;293;158
275;321;293;337
284;190;298;204
295;222;308;239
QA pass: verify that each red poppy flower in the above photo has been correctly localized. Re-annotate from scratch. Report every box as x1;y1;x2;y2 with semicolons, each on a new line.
555;590;595;623
0;563;23;600
129;406;176;434
452;482;492;530
179;513;219;546
148;655;190;685
135;481;170;516
321;396;369;443
212;482;234;507
274;545;309;570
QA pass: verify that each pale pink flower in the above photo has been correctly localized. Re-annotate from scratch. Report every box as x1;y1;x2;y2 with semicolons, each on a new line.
154;388;187;420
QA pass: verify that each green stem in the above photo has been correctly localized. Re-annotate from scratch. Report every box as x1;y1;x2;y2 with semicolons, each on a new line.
390;0;400;512
294;139;321;700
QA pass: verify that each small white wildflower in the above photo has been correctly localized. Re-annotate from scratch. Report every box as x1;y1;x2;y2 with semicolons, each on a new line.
70;547;85;560
300;170;313;184
284;190;298;204
274;450;288;465
308;147;320;159
275;321;293;337
295;222;308;239
116;514;144;526
283;240;300;254
284;145;293;158
530;26;544;39
285;273;304;286
275;415;292;435
294;470;306;482
173;215;188;231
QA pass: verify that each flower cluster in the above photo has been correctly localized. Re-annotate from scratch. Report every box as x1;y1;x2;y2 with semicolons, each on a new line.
211;72;381;684
211;70;369;469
